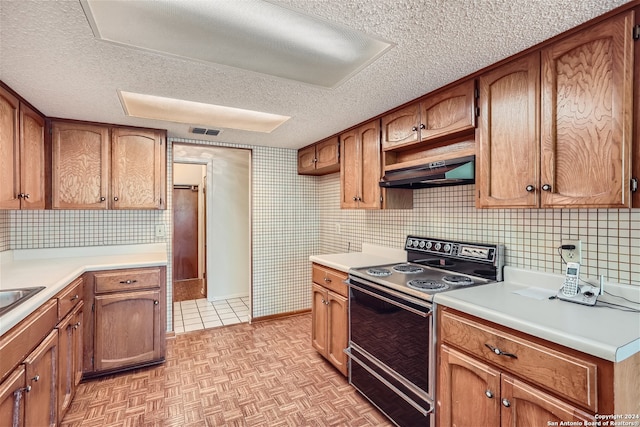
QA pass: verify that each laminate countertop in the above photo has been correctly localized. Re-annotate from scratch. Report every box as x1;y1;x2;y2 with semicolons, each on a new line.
434;266;640;362
0;243;168;335
309;243;406;273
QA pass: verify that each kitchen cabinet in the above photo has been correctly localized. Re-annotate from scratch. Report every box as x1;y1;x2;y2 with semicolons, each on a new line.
298;136;340;175
0;84;46;210
311;264;348;376
437;307;639;426
23;329;58;427
83;267;166;376
51;121;166;210
0;366;26;426
477;11;634;208
381;79;476;151
340;120;412;209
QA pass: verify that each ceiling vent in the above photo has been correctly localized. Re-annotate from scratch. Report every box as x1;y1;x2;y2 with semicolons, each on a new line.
191;127;221;136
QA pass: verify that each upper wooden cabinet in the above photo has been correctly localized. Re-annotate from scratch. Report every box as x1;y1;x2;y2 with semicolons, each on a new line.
0;85;46;210
478;11;634;208
381;79;476;151
298;136;340;175
52;121;166;210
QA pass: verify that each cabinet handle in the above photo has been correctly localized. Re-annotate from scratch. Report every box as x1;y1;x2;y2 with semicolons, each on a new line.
324;277;332;283
419;123;425;130
31;375;40;382
70;294;79;301
23;193;30;199
541;184;551;191
353;196;358;201
113;196;119;201
73;321;81;329
100;197;106;202
411;126;418;132
119;280;138;284
154;300;159;305
525;185;535;192
17;193;24;199
485;390;494;398
502;398;511;407
485;343;517;359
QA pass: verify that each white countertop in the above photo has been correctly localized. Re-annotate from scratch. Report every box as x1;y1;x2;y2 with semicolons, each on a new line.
434;266;640;362
309;243;406;273
0;243;168;335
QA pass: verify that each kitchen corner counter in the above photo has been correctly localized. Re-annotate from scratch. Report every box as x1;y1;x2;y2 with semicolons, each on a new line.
433;267;640;362
309;243;406;273
0;243;168;335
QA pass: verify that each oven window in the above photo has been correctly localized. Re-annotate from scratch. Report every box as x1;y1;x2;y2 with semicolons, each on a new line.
349;282;431;394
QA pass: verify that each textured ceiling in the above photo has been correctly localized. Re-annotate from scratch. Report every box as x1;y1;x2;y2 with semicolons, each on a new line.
0;0;632;149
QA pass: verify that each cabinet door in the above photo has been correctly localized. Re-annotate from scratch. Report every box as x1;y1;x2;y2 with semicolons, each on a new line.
297;145;316;174
0;86;20;209
24;329;57;427
477;53;540;208
439;345;500;427
381;103;420;150
94;290;162;372
420;79;476;143
52;122;110;209
541;11;633;208
57;301;83;421
326;291;348;376
501;374;594;427
0;366;26;427
19;103;45;209
315;136;339;171
358;120;382;209
340;129;360;209
311;284;328;357
111;128;166;209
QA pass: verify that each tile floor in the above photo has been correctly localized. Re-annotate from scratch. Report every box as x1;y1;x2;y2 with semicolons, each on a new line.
173;297;250;333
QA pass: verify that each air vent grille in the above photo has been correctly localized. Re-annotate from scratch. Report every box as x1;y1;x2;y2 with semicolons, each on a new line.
191;127;221;136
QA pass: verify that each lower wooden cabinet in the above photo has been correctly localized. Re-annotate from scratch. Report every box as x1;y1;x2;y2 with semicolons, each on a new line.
57;301;83;420
311;263;348;376
83;266;166;377
24;329;58;427
0;366;26;426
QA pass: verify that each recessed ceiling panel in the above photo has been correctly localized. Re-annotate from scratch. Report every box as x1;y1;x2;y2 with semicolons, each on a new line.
80;0;394;88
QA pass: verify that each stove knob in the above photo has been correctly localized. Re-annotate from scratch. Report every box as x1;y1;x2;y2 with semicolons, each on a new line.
434;242;442;251
413;240;420;247
418;240;426;248
444;244;451;253
425;241;432;249
406;239;413;248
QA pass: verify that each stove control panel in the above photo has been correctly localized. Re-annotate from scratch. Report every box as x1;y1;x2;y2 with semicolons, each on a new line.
405;236;498;263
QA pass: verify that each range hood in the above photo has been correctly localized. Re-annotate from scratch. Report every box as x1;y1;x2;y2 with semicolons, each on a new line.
380;155;475;189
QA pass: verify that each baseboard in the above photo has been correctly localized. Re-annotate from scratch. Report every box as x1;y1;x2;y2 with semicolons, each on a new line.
251;308;310;323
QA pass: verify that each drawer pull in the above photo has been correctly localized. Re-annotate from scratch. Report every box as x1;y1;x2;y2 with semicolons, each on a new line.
119;279;138;284
324;277;332;283
502;398;511;407
70;294;79;301
154;300;159;305
31;375;40;382
485;343;517;359
73;321;81;329
485;390;494;398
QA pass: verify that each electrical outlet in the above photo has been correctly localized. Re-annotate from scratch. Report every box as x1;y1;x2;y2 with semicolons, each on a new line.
561;240;582;264
155;224;165;238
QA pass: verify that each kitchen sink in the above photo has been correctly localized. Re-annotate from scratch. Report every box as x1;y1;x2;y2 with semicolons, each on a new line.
0;287;46;316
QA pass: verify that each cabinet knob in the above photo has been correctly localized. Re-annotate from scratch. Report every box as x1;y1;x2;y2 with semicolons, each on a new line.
502;398;511;407
100;197;106;202
113;196;119;201
31;375;40;382
411;126;418;132
17;193;24;199
24;385;32;393
154;300;159;305
541;184;551;192
119;279;138;284
324;277;332;283
353;196;358;201
485;390;494;398
525;185;535;192
419;123;425;130
70;294;79;301
23;193;30;199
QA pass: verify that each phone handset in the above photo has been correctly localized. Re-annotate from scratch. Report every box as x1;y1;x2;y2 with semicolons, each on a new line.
561;262;580;297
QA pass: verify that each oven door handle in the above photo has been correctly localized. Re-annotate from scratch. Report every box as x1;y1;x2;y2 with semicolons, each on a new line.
346;279;432;317
345;347;433;417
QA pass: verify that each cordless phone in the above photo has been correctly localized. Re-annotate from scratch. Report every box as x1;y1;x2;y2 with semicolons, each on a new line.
556;262;598;306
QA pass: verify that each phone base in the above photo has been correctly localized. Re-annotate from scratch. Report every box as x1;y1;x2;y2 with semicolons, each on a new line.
557;286;598;306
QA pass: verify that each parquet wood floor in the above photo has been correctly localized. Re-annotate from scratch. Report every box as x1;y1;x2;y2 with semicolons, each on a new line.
61;313;393;427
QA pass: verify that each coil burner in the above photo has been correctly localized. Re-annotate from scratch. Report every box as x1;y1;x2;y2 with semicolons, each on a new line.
407;280;449;292
392;264;424;274
366;268;392;277
441;275;475;286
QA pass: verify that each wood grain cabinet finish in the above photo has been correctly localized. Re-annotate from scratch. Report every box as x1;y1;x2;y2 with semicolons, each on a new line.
23;329;58;427
0;366;26;427
0;85;46;210
84;267;166;377
311;264;348;376
52;121;166;210
298;136;340;175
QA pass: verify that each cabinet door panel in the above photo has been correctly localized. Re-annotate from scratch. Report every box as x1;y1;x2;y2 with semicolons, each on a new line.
359;121;381;209
439;345;500;427
315;137;339;171
111;128;165;209
420;79;476;142
327;292;348;376
340;129;359;209
0;366;26;427
541;11;633;208
52;122;109;209
24;329;57;427
94;290;161;371
0;86;20;209
381;103;420;150
297;145;316;174
19;104;45;209
311;284;328;356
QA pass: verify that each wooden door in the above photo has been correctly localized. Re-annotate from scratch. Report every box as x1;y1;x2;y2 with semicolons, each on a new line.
111;128;166;209
24;329;57;427
173;186;199;281
19;103;46;209
57;301;83;421
0;86;20;209
0;366;26;427
438;345;501;427
340;129;360;209
297;145;316;174
541;11;633;208
358;121;382;209
327;291;348;376
477;52;540;208
381;103;420;150
51;122;110;209
420;79;476;143
501;374;594;427
315;136;339;170
94;290;162;372
311;284;328;357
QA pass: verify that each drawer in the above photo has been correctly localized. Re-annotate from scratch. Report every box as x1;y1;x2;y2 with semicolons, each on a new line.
312;264;348;297
440;309;598;412
57;277;83;320
94;268;161;294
